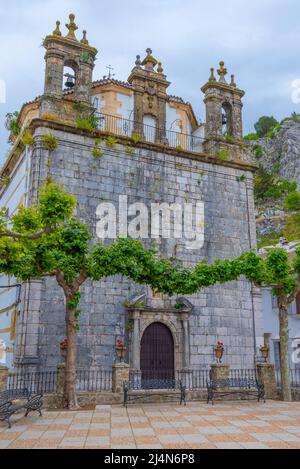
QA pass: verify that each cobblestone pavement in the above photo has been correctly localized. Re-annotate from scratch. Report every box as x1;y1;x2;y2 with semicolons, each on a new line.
1;401;300;449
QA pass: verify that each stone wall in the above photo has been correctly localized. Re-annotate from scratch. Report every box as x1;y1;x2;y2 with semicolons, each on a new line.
13;125;262;370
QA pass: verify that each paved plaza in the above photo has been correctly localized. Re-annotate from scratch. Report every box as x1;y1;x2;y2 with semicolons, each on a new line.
1;401;300;449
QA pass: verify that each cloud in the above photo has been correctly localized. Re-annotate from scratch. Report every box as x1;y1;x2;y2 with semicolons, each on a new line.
1;0;300;164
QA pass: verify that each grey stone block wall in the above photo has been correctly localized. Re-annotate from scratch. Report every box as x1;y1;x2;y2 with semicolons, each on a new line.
15;127;263;370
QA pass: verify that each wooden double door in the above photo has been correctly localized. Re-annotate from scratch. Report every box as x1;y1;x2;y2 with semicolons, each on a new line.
140;322;174;381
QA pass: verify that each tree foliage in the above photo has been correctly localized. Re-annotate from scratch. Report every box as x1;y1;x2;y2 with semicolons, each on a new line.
0;182;299;405
284;191;300;212
254;116;278;138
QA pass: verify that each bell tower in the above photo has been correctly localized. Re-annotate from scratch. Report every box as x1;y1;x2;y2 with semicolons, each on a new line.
201;62;245;155
41;14;97;117
128;49;170;143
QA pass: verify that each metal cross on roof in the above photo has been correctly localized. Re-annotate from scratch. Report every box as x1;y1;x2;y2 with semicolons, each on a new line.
103;65;115;80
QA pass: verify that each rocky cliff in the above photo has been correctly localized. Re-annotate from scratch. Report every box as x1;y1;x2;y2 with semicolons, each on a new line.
247;116;300;247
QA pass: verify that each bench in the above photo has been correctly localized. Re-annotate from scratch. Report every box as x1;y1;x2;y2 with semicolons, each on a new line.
0;388;43;428
123;378;186;407
207;378;265;405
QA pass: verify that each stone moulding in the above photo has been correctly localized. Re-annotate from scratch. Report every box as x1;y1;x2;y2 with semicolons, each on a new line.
0;117;257;181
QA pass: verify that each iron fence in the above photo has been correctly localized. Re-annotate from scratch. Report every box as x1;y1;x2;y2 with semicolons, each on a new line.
95;112;203;153
229;369;258;381
128;368;259;391
7;370;57;394
189;369;211;389
76;369;112;392
7;368;112;394
276;368;300;388
129;369;178;390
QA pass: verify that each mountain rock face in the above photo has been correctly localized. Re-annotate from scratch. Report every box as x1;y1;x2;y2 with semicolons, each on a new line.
254;120;300;188
249;118;300;246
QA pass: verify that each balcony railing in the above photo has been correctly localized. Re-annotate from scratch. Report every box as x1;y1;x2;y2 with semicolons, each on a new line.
95;112;203;154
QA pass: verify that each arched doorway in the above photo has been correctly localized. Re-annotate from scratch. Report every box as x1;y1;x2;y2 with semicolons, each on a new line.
140;322;175;383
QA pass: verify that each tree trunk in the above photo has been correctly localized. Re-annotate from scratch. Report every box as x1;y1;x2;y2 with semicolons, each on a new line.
63;300;79;409
278;301;292;401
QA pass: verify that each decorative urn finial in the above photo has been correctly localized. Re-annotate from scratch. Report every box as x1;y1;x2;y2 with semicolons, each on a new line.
53;20;62;37
81;30;89;45
209;67;216;82
141;48;158;71
230;74;237;87
217;61;227;83
65;13;78;40
135;55;142;67
157;62;164;74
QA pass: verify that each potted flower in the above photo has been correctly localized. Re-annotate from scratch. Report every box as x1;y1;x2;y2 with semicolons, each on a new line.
259;344;269;362
60;338;68;362
116;339;127;362
214;342;224;363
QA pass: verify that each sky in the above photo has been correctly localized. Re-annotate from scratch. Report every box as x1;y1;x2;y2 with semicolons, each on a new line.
1;0;300;165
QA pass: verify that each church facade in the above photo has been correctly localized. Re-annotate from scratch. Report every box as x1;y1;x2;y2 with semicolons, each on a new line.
0;14;263;375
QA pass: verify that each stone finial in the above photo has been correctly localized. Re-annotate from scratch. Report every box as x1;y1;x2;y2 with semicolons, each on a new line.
217;61;227;83
80;30;89;45
157;62;163;74
53;20;62;37
209;67;216;82
142;48;158;71
230;74;237;87
135;55;142;67
65;13;78;40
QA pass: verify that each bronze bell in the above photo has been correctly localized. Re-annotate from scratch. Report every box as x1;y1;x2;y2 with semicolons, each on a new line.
64;73;75;89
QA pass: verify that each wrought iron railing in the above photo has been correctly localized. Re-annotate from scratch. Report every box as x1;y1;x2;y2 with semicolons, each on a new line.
95;112;203;153
276;368;300;388
7;368;112;393
229;369;258;381
189;369;211;390
129;368;259;391
129;370;178;390
7;370;57;394
76;369;112;392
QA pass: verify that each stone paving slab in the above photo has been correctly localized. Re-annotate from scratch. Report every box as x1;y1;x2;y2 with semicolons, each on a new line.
1;401;300;449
